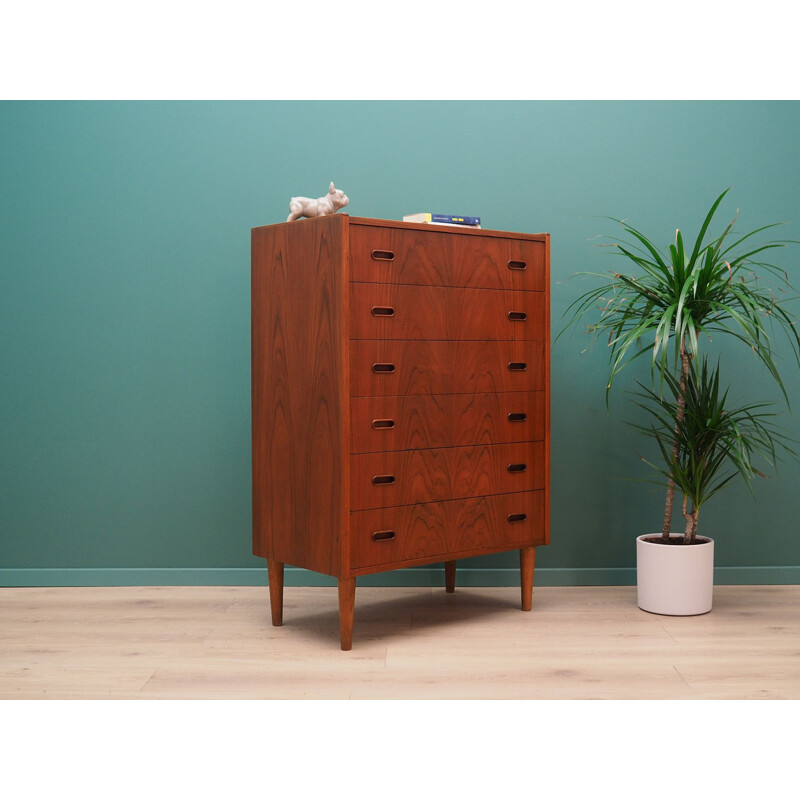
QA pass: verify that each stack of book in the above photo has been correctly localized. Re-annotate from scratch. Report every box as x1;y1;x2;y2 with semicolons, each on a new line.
402;213;481;229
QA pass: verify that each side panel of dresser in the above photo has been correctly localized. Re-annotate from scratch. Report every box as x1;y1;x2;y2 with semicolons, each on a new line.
251;215;350;577
543;233;551;548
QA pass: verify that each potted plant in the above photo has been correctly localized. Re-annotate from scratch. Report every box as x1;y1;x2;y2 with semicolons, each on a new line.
562;188;800;614
630;357;794;614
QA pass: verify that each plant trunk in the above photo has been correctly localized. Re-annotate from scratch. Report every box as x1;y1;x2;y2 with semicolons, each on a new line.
661;342;692;541
683;505;699;544
680;493;699;543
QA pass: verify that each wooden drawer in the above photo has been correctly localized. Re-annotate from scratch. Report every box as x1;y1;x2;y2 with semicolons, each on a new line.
351;441;545;510
350;223;546;290
350;391;545;453
350;340;546;396
349;282;545;341
350;491;546;571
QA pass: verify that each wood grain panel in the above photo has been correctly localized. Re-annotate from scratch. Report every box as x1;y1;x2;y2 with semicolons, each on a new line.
349;222;546;290
350;491;546;571
349;283;545;341
251;215;349;576
350;340;546;396
351;441;545;510
350;391;546;453
542;232;552;573
452;233;546;291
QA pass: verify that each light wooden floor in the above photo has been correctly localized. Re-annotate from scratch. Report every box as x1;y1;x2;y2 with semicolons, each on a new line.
1;584;798;699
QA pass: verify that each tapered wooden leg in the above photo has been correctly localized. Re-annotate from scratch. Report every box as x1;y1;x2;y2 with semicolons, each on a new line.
520;546;536;612
267;559;284;626
338;576;356;651
444;560;457;593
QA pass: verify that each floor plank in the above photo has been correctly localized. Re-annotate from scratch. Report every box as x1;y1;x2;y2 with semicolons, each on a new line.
1;585;798;699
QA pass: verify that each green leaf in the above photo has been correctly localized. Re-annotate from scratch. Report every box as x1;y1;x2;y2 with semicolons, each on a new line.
558;188;800;441
627;358;799;512
687;188;731;267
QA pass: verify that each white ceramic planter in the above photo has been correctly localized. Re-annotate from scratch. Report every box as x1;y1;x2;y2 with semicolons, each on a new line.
636;533;715;616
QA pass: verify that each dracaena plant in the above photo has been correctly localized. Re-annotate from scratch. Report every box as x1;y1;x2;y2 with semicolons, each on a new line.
562;188;800;541
630;358;796;543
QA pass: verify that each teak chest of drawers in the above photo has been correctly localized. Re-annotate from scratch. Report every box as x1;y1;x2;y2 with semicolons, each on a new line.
251;214;550;649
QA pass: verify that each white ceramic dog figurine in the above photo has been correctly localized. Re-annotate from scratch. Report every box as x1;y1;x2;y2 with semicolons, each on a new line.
287;182;349;222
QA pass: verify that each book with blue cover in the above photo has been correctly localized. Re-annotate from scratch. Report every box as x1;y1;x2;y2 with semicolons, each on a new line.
403;212;482;227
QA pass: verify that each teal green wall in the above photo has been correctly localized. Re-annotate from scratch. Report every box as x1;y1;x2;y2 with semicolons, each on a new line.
2;101;799;586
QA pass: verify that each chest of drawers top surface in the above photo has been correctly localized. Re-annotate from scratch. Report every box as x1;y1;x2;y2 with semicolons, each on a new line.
251;214;550;579
252;213;548;240
254;214;547;290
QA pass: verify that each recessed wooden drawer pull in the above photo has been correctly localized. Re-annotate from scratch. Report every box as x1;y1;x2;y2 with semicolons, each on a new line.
371;250;395;261
508;362;527;372
372;363;396;373
507;311;527;321
372;419;395;430
372;474;396;486
507;513;527;523
372;530;396;542
508;412;527;422
371;306;395;317
508;260;527;271
507;463;527;473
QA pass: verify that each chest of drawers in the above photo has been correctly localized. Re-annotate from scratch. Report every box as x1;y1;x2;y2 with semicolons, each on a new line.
251;214;550;649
